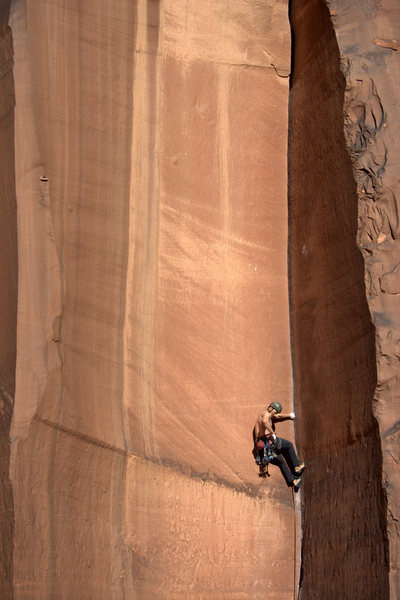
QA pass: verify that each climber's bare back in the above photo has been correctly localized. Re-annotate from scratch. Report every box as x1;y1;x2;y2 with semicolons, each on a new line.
253;411;275;441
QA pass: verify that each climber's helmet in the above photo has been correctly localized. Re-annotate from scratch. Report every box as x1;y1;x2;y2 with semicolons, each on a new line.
268;401;282;414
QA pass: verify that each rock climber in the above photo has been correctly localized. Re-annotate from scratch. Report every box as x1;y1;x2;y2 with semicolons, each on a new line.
253;401;305;490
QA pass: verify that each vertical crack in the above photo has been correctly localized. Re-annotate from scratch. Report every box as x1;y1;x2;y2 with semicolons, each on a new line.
288;1;389;598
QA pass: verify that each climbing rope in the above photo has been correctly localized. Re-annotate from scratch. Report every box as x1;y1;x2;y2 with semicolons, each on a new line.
257;443;300;599
291;487;297;600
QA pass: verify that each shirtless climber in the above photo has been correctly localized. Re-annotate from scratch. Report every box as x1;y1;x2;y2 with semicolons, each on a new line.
253;401;305;491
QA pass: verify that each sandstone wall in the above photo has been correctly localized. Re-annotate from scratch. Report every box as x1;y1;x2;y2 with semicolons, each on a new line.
10;1;296;598
289;0;389;598
7;1;399;597
330;1;400;595
0;1;16;598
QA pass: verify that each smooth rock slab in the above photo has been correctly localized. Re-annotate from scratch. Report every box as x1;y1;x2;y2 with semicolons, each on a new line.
10;1;295;598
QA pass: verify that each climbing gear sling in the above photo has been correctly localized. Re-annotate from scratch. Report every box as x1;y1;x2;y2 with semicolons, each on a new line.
256;438;278;477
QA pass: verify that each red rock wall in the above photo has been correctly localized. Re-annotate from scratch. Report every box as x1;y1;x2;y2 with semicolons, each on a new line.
0;1;15;597
10;1;297;598
289;1;389;598
330;1;400;595
7;0;398;597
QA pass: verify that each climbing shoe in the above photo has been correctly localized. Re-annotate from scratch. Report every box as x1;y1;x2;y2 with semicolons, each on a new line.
295;463;306;477
293;478;302;492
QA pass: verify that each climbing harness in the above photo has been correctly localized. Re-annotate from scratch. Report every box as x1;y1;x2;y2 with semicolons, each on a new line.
256;438;277;478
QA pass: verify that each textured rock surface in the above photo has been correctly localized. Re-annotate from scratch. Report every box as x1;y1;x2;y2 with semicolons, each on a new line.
5;0;399;597
10;1;296;598
330;2;400;595
289;0;389;598
0;1;16;597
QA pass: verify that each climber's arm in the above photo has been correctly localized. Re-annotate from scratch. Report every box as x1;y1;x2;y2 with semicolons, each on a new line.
273;412;296;422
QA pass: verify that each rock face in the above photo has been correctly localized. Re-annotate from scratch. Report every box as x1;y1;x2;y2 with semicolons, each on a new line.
9;1;296;598
3;0;400;598
289;0;398;598
0;1;16;597
331;2;400;596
